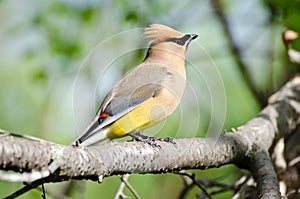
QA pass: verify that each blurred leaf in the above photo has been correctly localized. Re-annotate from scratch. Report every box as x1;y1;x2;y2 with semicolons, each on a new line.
32;69;48;83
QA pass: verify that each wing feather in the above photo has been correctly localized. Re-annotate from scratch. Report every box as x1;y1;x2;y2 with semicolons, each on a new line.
76;63;170;144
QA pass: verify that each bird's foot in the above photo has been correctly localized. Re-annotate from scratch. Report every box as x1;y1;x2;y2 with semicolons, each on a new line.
128;133;176;148
128;133;160;148
157;137;176;144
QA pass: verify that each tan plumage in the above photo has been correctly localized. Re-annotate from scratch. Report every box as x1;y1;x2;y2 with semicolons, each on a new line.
73;24;197;146
144;24;184;44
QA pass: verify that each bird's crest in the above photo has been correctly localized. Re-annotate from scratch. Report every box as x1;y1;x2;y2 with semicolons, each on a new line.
144;24;184;45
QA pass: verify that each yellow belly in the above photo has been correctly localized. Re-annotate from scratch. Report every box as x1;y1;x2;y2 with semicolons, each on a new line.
106;89;179;139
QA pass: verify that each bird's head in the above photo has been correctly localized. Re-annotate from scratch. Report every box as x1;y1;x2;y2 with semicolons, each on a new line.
144;24;198;59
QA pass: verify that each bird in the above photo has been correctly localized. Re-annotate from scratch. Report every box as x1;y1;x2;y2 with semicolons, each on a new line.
72;24;198;147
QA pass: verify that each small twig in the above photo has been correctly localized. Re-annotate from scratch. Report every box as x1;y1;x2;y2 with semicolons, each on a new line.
210;0;265;106
177;171;212;199
273;138;287;170
35;185;71;199
286;188;300;197
121;174;140;199
114;174;140;199
180;172;253;199
4;177;51;199
198;174;254;199
288;156;300;167
232;174;253;199
282;30;300;65
41;184;46;199
197;179;233;199
114;179;128;199
178;172;195;199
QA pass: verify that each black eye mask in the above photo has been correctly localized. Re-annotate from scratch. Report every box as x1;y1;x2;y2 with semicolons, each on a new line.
165;35;191;46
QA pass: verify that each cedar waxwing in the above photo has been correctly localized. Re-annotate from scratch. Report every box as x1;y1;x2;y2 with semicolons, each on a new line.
73;24;197;146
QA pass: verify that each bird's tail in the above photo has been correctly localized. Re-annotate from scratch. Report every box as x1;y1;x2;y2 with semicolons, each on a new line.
71;128;109;147
71;119;110;147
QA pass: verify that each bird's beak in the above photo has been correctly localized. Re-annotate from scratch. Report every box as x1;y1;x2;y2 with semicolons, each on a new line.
190;34;198;40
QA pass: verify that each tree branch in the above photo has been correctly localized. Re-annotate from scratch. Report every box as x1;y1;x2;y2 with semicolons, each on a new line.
0;133;246;182
249;150;280;199
210;0;267;106
1;75;300;198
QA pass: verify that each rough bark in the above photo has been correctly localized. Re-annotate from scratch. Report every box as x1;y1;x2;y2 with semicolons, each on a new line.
1;75;300;198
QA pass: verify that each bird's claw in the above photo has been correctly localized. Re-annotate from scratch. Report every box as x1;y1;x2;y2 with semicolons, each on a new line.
157;137;176;144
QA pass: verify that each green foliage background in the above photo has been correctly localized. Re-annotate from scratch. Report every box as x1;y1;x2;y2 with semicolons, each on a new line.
0;0;299;198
